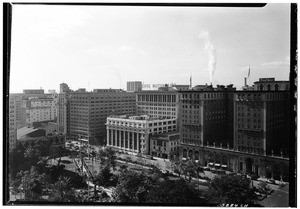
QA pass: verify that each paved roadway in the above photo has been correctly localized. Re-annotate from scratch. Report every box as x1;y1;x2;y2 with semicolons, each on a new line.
54;154;286;193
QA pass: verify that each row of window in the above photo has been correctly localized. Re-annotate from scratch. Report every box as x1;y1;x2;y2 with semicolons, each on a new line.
72;95;134;100
237;139;261;147
237;112;261;118
141;111;176;116
181;93;226;100
138;106;176;111
237;124;262;129
138;103;176;107
137;94;178;103
237;118;261;123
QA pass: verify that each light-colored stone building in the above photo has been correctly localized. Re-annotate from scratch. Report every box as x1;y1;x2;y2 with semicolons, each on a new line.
106;115;177;155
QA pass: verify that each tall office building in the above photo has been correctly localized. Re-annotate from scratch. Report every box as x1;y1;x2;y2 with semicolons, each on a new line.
135;89;180;119
10;90;55;128
9;94;23;129
127;81;142;92
64;88;136;145
8;97;17;150
177;80;290;180
179;85;235;150
57;92;70;134
233;90;290;157
23;97;57;126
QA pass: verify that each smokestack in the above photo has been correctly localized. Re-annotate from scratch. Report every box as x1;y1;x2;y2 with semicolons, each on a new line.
244;77;247;86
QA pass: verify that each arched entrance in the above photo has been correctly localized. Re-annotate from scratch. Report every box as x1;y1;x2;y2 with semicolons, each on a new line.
188;150;193;160
182;149;188;159
194;151;200;161
245;157;253;173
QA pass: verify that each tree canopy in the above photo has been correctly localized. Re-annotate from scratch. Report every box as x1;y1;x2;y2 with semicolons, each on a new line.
206;174;257;205
146;178;205;204
112;170;151;203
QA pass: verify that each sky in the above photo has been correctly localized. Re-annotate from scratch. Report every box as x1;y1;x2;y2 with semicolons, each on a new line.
9;3;291;93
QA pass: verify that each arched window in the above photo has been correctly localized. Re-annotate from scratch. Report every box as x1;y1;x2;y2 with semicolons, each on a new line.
275;84;279;91
260;84;264;91
286;84;289;90
267;84;271;91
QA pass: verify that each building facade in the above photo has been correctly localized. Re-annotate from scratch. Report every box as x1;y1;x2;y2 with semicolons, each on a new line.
181;145;289;181
57;82;72;134
57;92;70;134
10;90;54;128
24;97;57;126
106;115;177;155
233;91;290;157
67;88;136;145
135;90;180;119
179;86;235;149
8;96;17;150
150;132;180;160
127;81;142;92
178;81;290;180
9;93;23;129
253;78;290;91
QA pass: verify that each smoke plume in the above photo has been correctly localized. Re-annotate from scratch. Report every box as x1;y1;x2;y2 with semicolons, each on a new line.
199;31;217;84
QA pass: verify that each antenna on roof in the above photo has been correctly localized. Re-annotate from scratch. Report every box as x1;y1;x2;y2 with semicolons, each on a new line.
189;73;192;89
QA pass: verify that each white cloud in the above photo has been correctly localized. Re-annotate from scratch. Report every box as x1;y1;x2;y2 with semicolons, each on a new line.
12;5;91;42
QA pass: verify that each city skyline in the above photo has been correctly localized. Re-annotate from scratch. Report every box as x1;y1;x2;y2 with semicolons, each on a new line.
10;4;290;93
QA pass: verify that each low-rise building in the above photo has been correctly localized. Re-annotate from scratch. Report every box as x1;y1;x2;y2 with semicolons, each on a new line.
106;115;177;155
150;131;180;160
41;122;58;136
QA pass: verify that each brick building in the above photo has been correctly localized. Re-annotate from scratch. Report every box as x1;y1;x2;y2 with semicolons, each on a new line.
233;91;290;157
178;80;290;180
179;85;235;149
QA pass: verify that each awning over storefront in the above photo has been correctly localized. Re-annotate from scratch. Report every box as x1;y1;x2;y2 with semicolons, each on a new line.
208;162;214;166
182;158;187;161
215;163;221;167
221;165;227;168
